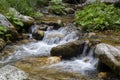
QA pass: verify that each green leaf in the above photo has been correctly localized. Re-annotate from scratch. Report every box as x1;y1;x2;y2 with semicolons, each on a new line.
75;2;120;31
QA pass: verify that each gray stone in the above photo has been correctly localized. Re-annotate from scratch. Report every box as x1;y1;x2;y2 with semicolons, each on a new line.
95;43;120;75
0;65;29;80
51;40;84;58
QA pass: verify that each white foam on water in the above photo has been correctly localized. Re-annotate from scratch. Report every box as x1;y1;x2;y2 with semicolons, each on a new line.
1;27;79;63
0;26;98;75
47;47;98;75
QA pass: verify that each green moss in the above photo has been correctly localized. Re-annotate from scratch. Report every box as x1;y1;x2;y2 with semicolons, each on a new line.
75;2;120;32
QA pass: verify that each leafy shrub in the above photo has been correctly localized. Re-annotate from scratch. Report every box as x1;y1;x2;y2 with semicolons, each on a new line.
7;0;35;16
75;2;120;32
0;25;7;35
0;0;42;17
49;0;66;15
6;12;24;30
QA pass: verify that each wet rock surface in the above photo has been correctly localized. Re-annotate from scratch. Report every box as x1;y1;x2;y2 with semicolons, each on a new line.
41;15;74;24
96;31;120;46
95;43;120;75
85;31;120;46
51;40;84;59
15;56;61;67
14;57;99;80
32;30;44;40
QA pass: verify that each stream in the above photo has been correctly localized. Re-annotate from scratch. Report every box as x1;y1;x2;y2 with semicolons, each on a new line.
0;24;99;80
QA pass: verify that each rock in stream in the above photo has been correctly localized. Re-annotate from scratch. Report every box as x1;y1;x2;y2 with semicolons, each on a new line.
95;43;120;75
0;65;29;80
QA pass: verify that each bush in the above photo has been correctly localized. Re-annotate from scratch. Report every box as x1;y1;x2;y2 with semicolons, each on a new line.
49;0;66;15
6;12;24;30
7;0;35;16
75;2;120;32
0;25;7;36
0;0;43;17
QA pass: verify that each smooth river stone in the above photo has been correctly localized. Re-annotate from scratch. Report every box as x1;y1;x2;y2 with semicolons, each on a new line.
0;65;29;80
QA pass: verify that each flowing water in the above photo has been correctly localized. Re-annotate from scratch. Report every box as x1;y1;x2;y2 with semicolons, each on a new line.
0;26;98;79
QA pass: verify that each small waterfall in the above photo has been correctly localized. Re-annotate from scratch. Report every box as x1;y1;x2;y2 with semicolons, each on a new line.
0;26;79;63
48;42;98;75
43;26;79;44
0;26;98;75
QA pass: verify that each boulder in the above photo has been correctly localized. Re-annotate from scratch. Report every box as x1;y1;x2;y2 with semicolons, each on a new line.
51;40;84;59
9;8;34;26
0;65;29;80
95;43;120;75
32;30;44;40
0;38;6;51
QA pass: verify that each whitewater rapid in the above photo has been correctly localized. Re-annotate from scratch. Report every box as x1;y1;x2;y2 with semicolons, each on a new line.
0;26;98;75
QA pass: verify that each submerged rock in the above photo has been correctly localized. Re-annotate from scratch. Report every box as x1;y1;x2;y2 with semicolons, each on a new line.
95;43;120;75
0;65;29;80
51;40;84;59
15;57;98;80
15;56;61;67
32;30;44;40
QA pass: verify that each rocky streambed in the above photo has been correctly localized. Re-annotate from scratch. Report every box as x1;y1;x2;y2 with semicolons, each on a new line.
0;1;120;79
0;22;120;80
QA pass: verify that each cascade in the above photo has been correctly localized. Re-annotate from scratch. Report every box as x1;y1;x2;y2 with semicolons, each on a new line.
0;26;98;75
0;26;79;63
48;42;98;75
